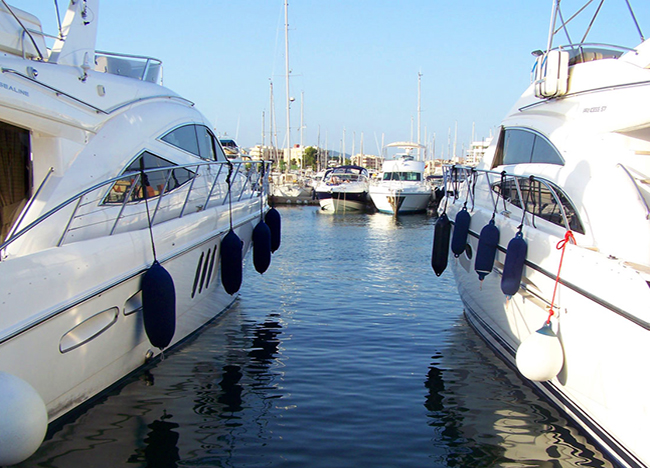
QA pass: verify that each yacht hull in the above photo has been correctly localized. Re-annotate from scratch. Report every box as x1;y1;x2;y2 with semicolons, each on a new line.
316;190;368;212
0;204;260;423
446;206;650;468
369;189;431;214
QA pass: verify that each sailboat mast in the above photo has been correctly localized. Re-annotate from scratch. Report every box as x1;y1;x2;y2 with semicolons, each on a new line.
284;0;291;172
453;121;458;161
270;80;277;162
417;72;422;160
300;91;304;147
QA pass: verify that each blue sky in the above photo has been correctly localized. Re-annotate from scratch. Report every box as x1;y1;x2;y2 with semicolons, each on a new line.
16;1;650;157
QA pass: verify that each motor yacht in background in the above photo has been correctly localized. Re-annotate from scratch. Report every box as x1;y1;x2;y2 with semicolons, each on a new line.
434;2;650;467
314;165;370;212
369;142;431;214
0;1;274;464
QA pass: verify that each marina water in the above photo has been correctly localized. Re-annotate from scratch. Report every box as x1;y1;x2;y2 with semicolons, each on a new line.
19;206;612;468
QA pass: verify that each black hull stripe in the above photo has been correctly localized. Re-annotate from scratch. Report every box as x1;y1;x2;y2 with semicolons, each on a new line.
316;192;368;203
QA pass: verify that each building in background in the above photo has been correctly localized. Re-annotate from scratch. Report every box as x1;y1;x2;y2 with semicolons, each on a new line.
283;144;305;168
351;153;383;171
248;145;281;162
464;137;493;166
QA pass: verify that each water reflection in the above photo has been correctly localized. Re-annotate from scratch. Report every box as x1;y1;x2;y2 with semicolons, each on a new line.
16;206;614;468
423;322;612;468
424;351;445;412
367;211;432;230
18;309;285;468
217;365;243;414
127;412;180;467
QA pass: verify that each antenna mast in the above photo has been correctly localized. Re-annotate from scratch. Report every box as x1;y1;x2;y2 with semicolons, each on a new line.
284;0;291;172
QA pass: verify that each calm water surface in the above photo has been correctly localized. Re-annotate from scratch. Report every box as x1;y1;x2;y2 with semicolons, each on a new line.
19;206;612;468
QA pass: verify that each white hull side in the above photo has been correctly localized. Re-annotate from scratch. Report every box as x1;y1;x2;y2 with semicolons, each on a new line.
0;203;260;423
369;187;431;214
317;189;367;212
447;204;650;468
318;198;366;212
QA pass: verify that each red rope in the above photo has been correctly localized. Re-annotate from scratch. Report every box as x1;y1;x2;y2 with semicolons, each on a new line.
547;230;576;324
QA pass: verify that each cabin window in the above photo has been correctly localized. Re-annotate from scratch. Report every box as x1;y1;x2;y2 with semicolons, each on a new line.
492;128;564;167
161;124;199;156
382;172;421;181
492;177;584;234
161;124;225;161
196;126;216;161
104;151;195;204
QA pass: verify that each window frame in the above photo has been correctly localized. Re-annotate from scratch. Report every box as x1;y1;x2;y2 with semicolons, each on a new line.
492;126;564;168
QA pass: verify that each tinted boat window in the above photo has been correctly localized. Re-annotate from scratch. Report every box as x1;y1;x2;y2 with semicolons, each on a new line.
162;124;226;161
382;172;421;181
196;125;215;161
161;125;199;156
213;137;227;161
493;128;564;166
504;129;535;164
531;135;564;165
492;177;584;234
105;151;195;204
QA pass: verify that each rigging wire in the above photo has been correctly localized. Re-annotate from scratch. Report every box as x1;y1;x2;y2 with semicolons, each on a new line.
624;0;645;42
580;0;605;44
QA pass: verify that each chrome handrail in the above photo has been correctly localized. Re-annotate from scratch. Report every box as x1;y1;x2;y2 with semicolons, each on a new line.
549;43;637;55
1;159;271;260
442;165;572;232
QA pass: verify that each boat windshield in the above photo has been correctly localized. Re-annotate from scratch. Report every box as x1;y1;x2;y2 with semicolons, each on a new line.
382;172;421;181
325;166;367;184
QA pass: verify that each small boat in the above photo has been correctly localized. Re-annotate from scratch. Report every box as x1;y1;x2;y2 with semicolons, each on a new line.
270;171;316;205
434;2;650;467
314;165;370;212
369;142;432;214
0;1;275;464
219;138;244;159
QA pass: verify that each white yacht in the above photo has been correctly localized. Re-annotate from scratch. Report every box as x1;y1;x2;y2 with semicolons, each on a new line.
0;1;274;464
314;165;370;212
369;142;431;214
435;2;650;467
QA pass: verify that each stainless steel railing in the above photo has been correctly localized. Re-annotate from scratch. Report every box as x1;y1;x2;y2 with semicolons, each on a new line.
1;160;271;260
94;51;164;84
442;165;578;233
